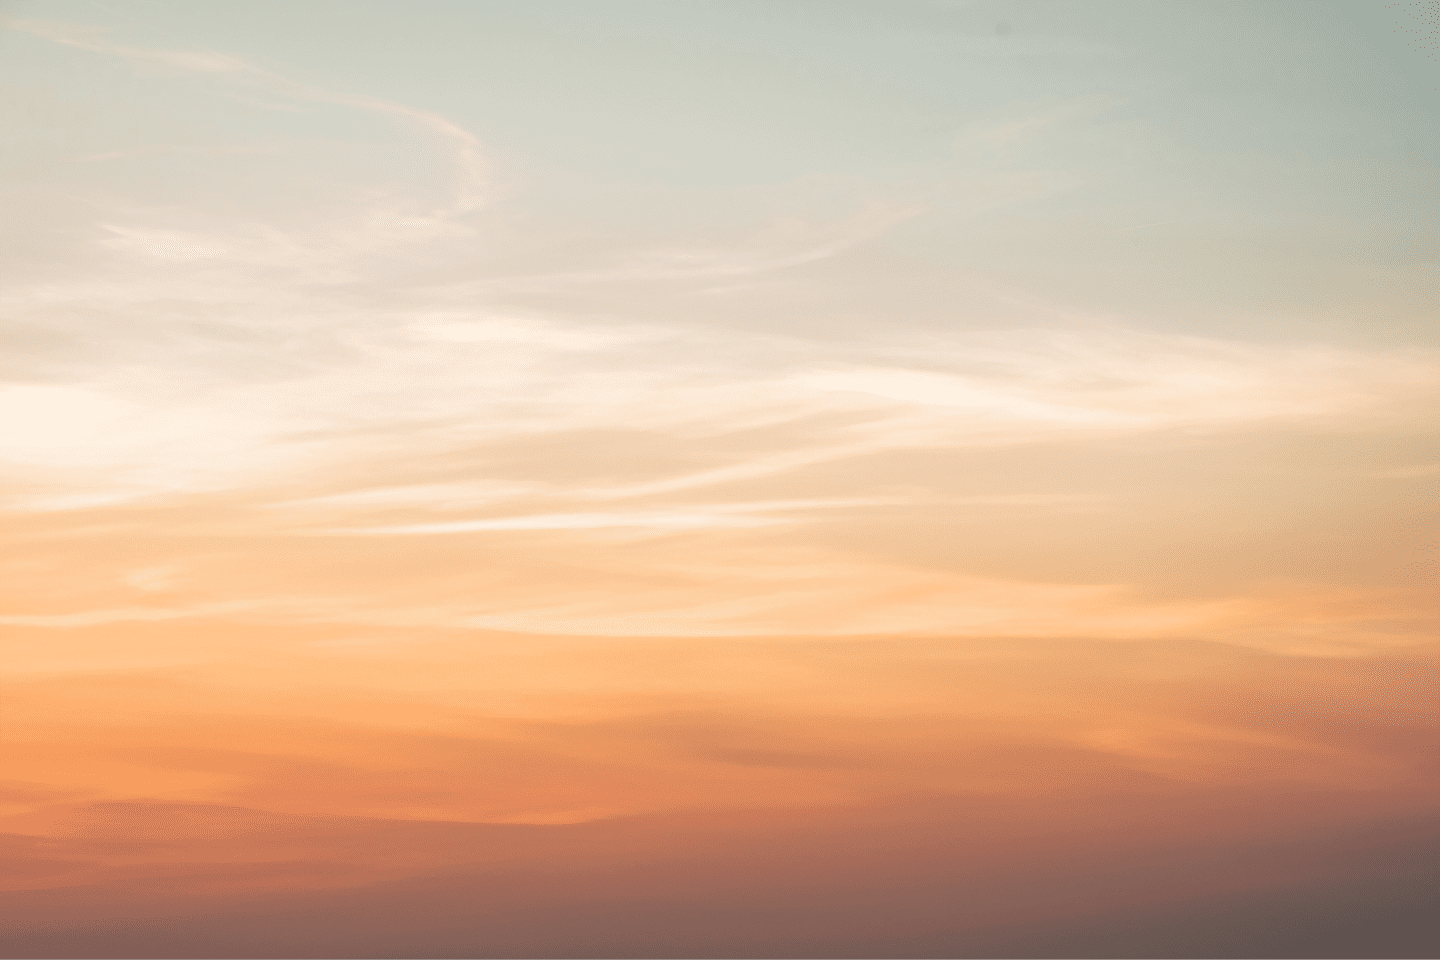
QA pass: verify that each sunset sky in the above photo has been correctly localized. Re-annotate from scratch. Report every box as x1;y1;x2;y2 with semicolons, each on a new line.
1;2;1437;958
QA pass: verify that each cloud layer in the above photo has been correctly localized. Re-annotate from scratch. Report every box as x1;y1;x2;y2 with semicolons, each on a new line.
2;4;1436;958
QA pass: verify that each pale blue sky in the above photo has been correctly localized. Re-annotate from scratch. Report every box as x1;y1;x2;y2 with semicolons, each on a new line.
3;0;1435;347
0;1;1435;605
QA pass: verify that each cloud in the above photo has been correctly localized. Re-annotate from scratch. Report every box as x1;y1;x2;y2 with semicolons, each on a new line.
14;21;252;73
793;331;1439;440
264;481;549;513
75;144;280;163
955;96;1126;150
4;12;1434;960
316;498;905;535
98;225;227;262
14;19;496;216
324;511;793;536
448;203;925;292
0;601;256;629
2;320;1433;513
406;313;666;349
11;22;1430;521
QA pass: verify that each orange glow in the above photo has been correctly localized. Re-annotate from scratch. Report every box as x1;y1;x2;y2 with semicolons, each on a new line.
3;2;1437;956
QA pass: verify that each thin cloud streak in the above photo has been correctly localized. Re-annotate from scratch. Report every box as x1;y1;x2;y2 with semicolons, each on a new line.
14;18;496;215
324;511;793;536
318;498;905;535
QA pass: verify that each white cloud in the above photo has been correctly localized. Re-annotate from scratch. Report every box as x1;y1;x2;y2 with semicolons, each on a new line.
796;368;1136;425
99;225;226;262
406;313;665;349
426;205;925;294
2;322;1433;513
793;331;1438;442
0;601;257;628
120;566;183;592
323;511;792;536
4;22;1434;523
317;499;897;535
265;481;548;513
15;19;497;217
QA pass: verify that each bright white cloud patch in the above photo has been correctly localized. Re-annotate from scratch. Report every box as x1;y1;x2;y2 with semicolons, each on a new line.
0;11;1433;666
794;336;1436;436
3;24;1432;522
2;307;1433;510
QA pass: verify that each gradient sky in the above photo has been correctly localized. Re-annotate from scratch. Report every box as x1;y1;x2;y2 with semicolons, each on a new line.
1;2;1437;958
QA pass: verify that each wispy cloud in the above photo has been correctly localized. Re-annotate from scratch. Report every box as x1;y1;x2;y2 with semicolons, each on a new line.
439;203;926;292
323;511;789;536
2;318;1433;512
955;95;1125;151
18;25;1426;523
317;498;901;535
0;601;257;628
14;19;495;214
793;330;1438;440
4;9;1435;957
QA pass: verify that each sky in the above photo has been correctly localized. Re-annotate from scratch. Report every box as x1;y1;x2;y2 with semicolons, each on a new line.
0;2;1437;958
